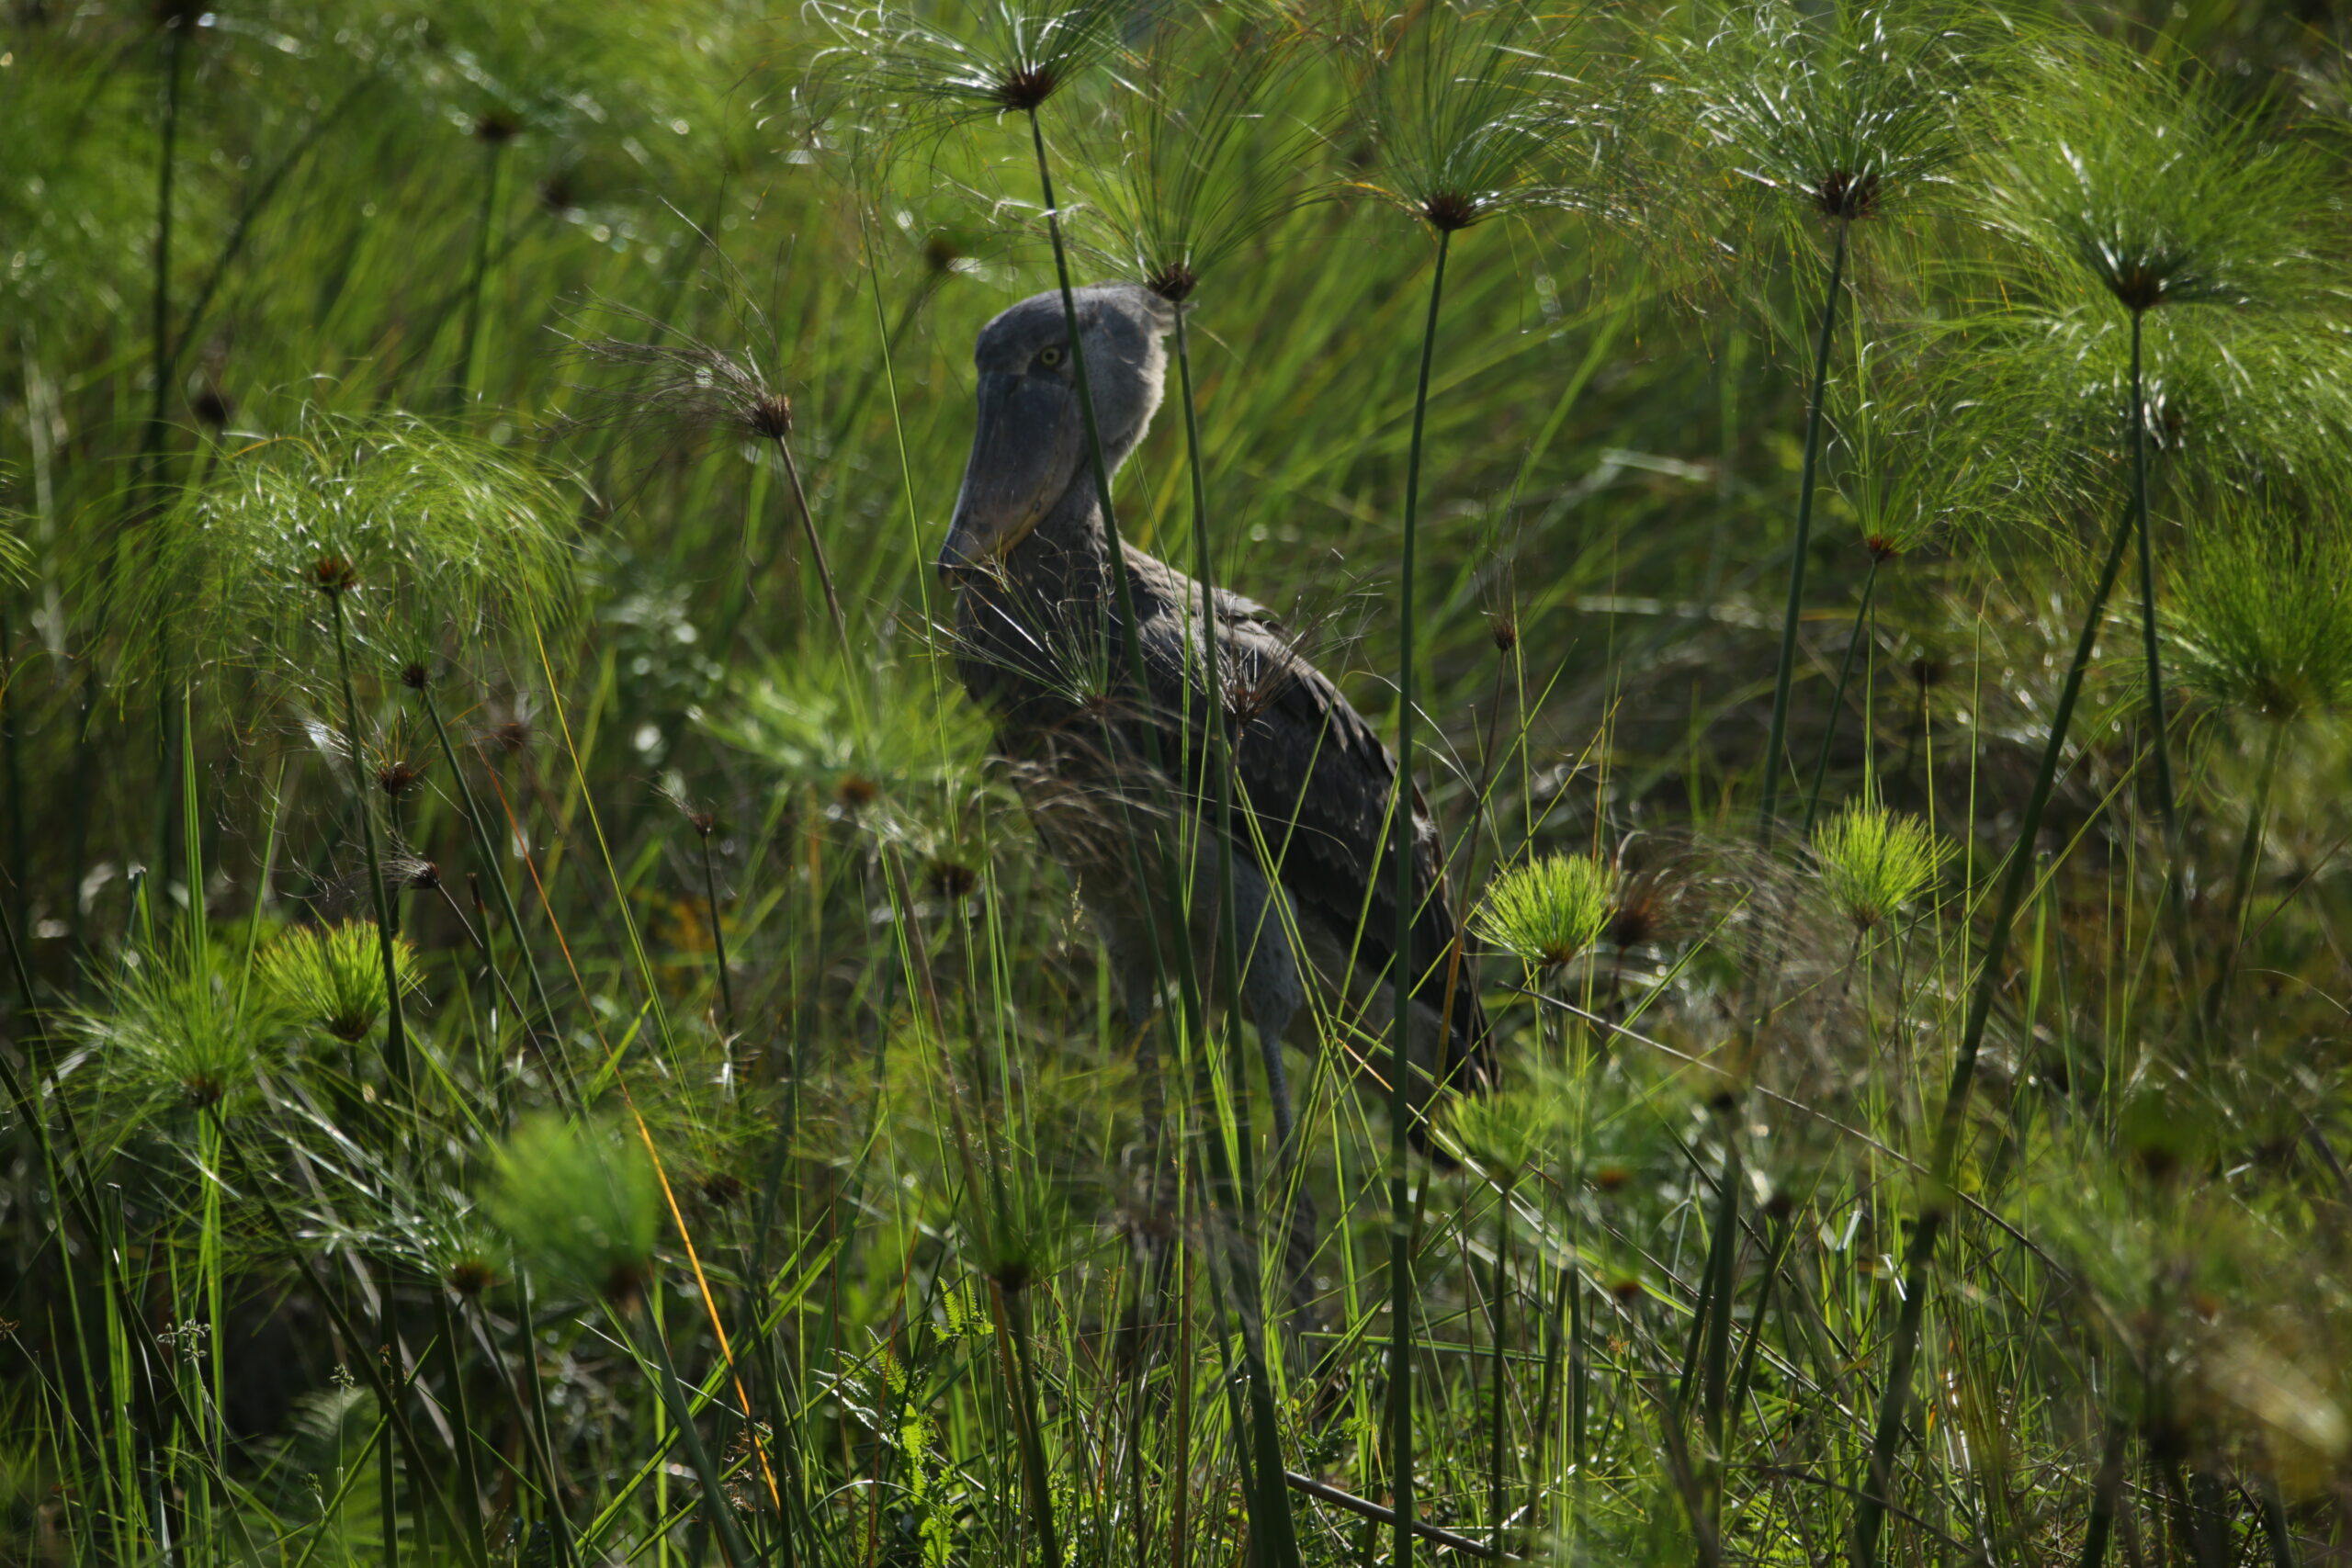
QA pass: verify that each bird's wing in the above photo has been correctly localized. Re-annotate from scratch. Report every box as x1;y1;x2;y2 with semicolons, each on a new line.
1132;563;1488;1081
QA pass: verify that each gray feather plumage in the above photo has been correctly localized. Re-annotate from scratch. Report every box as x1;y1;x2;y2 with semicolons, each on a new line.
944;284;1490;1134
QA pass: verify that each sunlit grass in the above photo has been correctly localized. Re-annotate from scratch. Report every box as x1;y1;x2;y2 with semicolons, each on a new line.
3;3;2351;1567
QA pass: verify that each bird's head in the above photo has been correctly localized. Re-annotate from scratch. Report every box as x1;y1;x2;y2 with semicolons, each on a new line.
941;284;1171;580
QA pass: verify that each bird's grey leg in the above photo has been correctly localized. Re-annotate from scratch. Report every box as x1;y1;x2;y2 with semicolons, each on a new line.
1229;863;1305;1155
1231;866;1320;1321
1250;984;1323;1322
1251;994;1299;1155
1124;976;1160;1060
1111;950;1182;1375
1120;966;1170;1208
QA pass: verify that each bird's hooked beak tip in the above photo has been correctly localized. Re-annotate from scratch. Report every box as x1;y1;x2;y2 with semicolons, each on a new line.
936;520;997;586
937;528;1026;588
936;517;981;586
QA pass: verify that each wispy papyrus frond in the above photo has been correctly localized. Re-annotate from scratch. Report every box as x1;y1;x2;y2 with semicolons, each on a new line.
1346;0;1614;233
1669;0;1968;225
1073;16;1318;301
1980;36;2334;315
810;0;1136;133
135;412;577;681
2169;493;2352;724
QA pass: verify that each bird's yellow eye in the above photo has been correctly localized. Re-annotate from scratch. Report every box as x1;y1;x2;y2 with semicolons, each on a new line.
1037;345;1065;368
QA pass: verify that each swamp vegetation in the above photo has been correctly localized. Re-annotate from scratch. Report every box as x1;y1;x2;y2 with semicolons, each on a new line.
6;0;2352;1563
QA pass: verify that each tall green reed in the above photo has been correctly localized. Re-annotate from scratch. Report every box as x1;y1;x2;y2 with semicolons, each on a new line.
458;111;519;411
1668;0;1964;836
1977;36;2348;909
1849;473;2141;1568
564;314;852;659
1657;17;1970;1541
1840;64;2352;1562
817;34;1300;1567
1078;10;1308;1141
1350;5;1600;1557
317;558;414;1085
2166;495;2352;1019
17;6;2352;1565
1463;863;1604;1549
137;5;198;910
1069;24;1335;1385
1069;33;1344;1560
132;414;573;1089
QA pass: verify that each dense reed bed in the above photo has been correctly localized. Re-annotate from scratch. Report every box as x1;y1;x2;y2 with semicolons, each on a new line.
6;0;2352;1564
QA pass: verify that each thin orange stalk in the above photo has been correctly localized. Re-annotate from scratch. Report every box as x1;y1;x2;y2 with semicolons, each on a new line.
529;620;786;1523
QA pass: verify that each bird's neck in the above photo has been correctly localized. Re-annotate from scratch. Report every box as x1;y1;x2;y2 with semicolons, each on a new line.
1009;476;1113;587
950;479;1121;728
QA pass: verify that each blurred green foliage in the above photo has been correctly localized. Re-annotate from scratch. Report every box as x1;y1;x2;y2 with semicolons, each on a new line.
5;0;2352;1563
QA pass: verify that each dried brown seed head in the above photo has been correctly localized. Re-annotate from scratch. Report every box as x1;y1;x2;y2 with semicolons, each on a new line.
748;396;793;441
1420;191;1480;232
1608;886;1659;948
2109;263;2165;313
1144;261;1198;304
995;64;1058;111
602;1260;648;1311
377;760;426;800
446;1258;497;1297
482;719;531;756
1813;170;1881;220
698;1171;746;1207
923;231;967;274
927;859;979;899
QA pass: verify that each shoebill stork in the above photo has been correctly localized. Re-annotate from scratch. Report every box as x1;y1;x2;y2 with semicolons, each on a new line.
940;282;1492;1171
